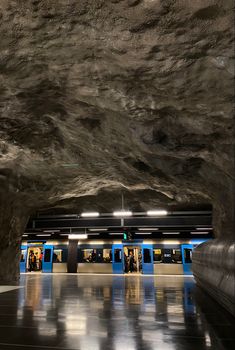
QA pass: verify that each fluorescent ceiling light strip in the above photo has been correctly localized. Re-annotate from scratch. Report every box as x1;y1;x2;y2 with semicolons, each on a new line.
23;234;28;237
113;211;132;217
135;232;151;235
43;230;60;233
138;228;159;231
89;228;107;231
162;232;180;235
36;234;51;237
147;210;168;216
191;232;208;234
69;234;88;239
195;227;213;230
81;212;99;217
108;233;123;235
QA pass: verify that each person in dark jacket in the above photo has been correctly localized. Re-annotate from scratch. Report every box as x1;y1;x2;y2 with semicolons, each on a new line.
129;252;134;273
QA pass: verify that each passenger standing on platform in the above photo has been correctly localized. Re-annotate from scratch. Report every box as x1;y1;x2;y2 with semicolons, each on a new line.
124;254;129;273
32;253;37;271
39;251;43;270
28;251;35;272
129;252;134;273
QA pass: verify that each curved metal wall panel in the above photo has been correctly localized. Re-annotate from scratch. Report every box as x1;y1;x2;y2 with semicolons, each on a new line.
192;239;235;316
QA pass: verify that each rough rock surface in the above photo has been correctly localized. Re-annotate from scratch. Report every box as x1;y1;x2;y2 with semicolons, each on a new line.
0;0;234;246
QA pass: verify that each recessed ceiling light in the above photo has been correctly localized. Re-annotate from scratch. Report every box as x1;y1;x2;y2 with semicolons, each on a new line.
22;234;28;237
81;212;100;217
113;210;132;217
147;210;168;216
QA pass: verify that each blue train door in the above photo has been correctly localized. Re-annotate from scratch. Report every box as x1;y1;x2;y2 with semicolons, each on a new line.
112;244;123;274
181;244;193;275
42;245;54;273
142;244;154;274
20;245;27;273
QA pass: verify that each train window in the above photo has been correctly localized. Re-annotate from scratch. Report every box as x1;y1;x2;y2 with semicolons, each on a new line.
80;249;112;263
20;250;26;262
103;249;112;263
44;249;51;262
184;248;192;263
82;249;97;262
53;249;63;263
114;249;122;263
143;249;151;263
153;249;162;263
171;249;182;263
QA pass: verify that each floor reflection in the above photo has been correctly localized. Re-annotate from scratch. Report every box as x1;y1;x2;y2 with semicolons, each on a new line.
0;274;233;350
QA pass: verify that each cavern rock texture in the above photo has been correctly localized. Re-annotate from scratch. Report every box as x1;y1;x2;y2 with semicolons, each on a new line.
0;0;234;295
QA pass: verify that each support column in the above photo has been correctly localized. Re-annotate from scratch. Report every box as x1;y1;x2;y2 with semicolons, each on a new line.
0;195;29;284
67;240;78;273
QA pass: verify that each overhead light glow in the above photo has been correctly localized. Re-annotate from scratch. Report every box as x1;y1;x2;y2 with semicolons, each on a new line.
108;233;123;235
147;210;168;216
135;232;151;235
195;227;213;230
190;231;208;235
43;230;60;233
69;234;88;239
81;212;100;217
162;232;180;235
36;234;51;237
138;228;159;231
23;234;28;237
113;210;132;217
89;228;107;231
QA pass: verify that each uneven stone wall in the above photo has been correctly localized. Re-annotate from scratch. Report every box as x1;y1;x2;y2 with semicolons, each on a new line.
0;1;234;288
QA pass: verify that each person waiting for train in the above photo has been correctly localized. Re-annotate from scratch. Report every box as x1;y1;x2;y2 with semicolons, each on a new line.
124;253;129;273
39;250;43;270
29;251;36;271
129;252;135;273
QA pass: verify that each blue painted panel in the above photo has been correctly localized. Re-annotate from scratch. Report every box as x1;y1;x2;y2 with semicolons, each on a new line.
181;244;194;275
42;245;54;273
20;245;27;273
112;244;123;274
142;244;154;275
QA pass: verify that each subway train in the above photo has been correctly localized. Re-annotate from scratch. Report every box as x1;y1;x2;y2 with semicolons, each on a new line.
20;237;210;275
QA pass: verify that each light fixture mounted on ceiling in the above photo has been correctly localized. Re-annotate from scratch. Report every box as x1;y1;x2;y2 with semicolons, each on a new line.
69;234;88;240
113;210;132;217
81;212;100;218
147;210;168;216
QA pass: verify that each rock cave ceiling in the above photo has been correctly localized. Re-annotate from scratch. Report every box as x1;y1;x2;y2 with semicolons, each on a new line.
0;0;234;234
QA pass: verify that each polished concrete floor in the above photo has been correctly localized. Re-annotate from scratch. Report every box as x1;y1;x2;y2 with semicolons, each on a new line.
0;274;234;350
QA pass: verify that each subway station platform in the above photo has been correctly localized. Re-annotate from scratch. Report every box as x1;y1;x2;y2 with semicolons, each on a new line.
0;274;234;350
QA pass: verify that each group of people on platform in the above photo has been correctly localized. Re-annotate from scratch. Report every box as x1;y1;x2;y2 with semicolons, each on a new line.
28;250;43;272
124;251;142;273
